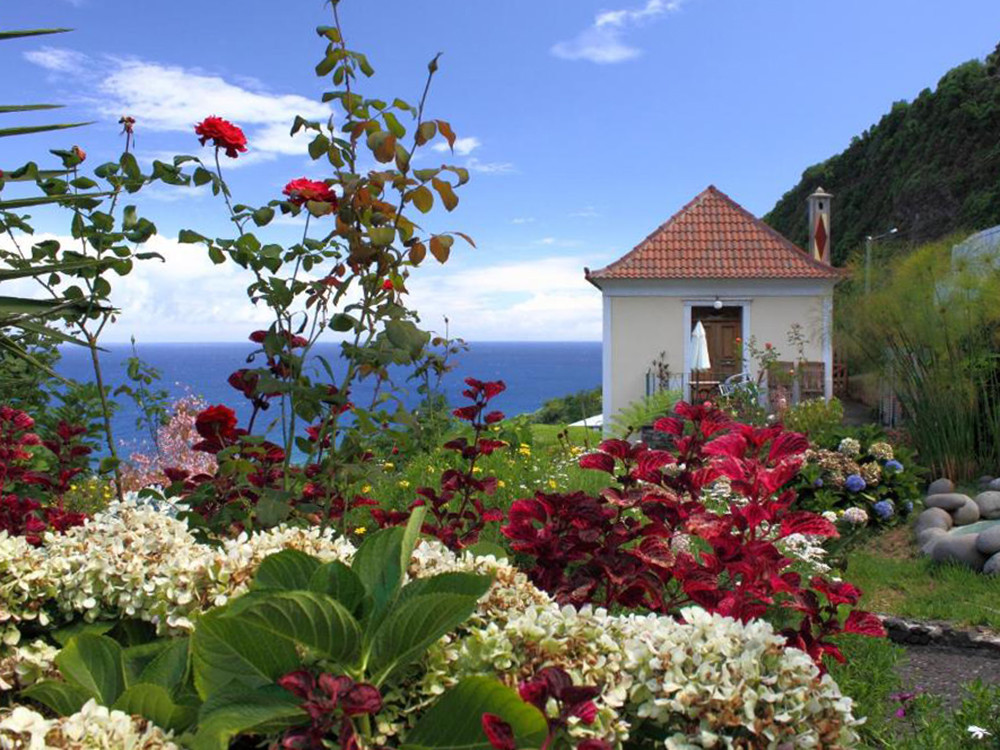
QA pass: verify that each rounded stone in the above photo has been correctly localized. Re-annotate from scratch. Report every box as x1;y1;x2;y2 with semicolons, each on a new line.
927;478;955;495
989;478;1000;492
921;535;944;555
974;491;1000;520
975;525;1000;556
913;507;954;535
930;534;988;571
979;475;996;489
985;552;1000;575
924;493;971;512
917;527;948;548
953;499;981;526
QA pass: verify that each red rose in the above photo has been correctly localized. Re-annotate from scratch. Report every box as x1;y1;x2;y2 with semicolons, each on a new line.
381;279;394;291
194;116;247;158
283;177;337;207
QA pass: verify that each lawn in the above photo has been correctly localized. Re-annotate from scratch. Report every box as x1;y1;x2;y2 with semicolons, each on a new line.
846;527;1000;629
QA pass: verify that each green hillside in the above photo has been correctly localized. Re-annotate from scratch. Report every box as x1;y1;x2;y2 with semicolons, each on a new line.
765;43;1000;265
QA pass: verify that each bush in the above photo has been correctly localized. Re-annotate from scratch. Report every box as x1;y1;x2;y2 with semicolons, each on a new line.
783;397;844;444
531;387;601;425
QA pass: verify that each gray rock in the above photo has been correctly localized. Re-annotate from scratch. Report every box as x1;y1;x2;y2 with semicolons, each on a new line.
917;527;948;548
914;507;954;535
985;552;1000;575
921;535;944;555
925;493;971;512
953;499;981;526
979;475;996;490
930;534;989;570
927;478;955;495
975;525;1000;556
974;491;1000;520
989;478;1000;492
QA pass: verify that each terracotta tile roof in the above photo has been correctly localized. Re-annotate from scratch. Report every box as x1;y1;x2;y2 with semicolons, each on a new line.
587;185;842;282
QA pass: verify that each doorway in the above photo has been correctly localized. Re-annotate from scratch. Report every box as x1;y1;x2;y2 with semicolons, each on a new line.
691;306;742;386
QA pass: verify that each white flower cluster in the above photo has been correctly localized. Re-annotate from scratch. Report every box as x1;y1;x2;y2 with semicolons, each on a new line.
0;502;861;749
778;532;834;576
841;507;870;526
0;699;178;749
837;438;861;457
868;442;894;461
0;501;355;638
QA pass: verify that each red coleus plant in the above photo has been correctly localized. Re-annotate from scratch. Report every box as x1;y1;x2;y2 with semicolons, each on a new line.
283;177;338;208
194;116;247;158
482;667;611;750
0;407;87;545
276;669;382;750
503;401;884;669
371;377;506;550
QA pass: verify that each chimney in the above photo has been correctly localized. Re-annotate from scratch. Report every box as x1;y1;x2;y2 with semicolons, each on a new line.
807;187;832;264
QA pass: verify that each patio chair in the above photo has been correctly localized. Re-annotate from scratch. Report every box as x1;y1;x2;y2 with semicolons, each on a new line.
718;371;751;397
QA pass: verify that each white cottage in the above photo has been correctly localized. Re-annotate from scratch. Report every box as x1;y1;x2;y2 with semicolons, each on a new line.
585;185;842;427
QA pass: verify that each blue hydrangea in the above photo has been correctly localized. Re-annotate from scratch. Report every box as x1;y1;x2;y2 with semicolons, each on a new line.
885;459;904;473
845;474;866;493
813;477;824;488
873;499;895;519
904;500;914;514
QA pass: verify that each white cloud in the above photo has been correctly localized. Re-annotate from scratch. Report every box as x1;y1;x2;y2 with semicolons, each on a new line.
23;47;89;73
466;158;515;175
22;50;330;164
511;217;535;224
552;0;686;64
406;256;600;341
432;136;480;156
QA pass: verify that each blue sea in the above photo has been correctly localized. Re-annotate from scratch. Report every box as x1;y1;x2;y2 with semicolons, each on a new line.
55;342;601;449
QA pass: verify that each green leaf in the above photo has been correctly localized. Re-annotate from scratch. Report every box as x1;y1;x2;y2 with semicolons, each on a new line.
208;245;226;264
252;206;275;227
385;320;431;359
351;526;405;621
191;615;299;700
112;684;197;733
397;572;493;606
464;541;508;561
369;226;395;246
55;634;127;706
230;591;362;665
0;29;72;41
21;680;92;716
120;152;141;179
0;192;109;210
0;122;91;138
330;313;356;332
403;677;548;750
51;620;115;647
409;185;433;213
308;560;367;615
252;549;321;591
178;229;208;244
137;638;190;690
431;177;458;211
308;133;330;159
191;686;305;750
193;167;214;186
368;593;481;685
383;112;406;138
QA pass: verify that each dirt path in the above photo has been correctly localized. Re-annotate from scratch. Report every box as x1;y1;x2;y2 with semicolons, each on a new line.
896;644;1000;709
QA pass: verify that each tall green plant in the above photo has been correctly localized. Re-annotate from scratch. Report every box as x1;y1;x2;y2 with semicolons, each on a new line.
838;234;1000;479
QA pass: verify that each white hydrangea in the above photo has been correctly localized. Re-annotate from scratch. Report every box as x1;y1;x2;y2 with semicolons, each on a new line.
0;499;863;749
842;507;869;526
837;438;861;457
778;532;833;576
0;699;178;749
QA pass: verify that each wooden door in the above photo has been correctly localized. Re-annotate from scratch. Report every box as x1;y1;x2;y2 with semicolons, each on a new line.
701;319;740;381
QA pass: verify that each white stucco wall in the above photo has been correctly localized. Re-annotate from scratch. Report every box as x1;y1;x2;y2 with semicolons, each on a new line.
599;279;835;426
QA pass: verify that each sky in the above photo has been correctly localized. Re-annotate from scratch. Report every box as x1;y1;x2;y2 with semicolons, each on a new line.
4;0;1000;343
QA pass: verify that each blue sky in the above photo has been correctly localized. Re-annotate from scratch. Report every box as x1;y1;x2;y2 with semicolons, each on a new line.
4;0;1000;342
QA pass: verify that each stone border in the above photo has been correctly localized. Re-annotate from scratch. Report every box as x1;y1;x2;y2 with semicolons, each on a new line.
880;614;1000;657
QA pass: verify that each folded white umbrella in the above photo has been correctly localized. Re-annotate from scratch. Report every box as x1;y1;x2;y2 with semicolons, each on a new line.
691;321;712;372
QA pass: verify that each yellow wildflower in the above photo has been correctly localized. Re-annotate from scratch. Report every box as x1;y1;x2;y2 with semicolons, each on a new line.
547;479;558;490
398;480;411;489
498;480;506;488
361;484;372;494
354;526;367;535
382;462;395;471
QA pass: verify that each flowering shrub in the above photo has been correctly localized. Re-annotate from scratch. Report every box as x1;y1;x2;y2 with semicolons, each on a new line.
794;431;922;530
372;377;507;549
0;498;862;749
502;401;885;668
0;700;178;749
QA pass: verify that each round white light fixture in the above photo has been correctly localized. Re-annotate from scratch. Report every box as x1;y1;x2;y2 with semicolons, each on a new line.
713;297;723;310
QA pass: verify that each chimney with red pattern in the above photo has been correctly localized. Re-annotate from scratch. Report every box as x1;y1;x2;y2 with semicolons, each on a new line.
807;187;832;264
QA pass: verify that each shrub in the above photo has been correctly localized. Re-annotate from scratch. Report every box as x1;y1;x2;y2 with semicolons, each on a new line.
608;389;680;439
502;401;885;669
783;397;845;443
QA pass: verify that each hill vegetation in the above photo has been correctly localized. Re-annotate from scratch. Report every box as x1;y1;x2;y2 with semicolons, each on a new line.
765;43;1000;265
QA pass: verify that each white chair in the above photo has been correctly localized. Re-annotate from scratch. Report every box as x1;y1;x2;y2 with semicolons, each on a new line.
718;372;751;397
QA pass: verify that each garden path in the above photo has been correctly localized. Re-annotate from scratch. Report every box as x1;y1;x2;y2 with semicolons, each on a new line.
896;644;1000;709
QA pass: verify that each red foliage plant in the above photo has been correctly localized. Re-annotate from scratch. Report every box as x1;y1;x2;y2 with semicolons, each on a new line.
501;401;884;669
371;377;507;550
276;669;382;750
0;406;87;545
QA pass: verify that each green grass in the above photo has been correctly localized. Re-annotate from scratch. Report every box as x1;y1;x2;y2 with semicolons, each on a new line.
846;540;1000;629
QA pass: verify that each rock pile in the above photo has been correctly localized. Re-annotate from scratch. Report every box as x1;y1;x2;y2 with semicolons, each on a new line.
913;477;1000;573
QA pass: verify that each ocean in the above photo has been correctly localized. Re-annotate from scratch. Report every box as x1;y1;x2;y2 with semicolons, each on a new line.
55;341;601;450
